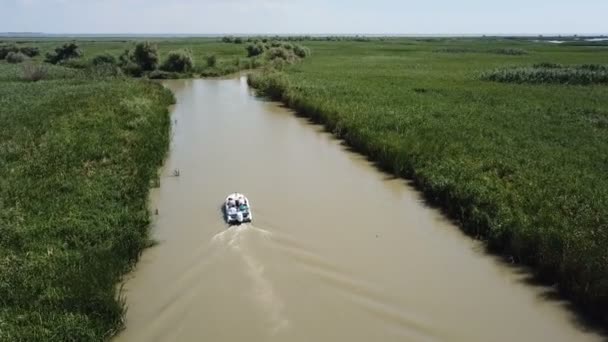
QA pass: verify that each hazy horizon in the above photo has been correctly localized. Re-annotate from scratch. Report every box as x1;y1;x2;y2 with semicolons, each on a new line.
2;0;607;35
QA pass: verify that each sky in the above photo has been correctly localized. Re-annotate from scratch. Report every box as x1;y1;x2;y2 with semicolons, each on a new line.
1;0;607;35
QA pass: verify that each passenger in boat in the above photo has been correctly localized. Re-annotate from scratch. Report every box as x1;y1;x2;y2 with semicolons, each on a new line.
228;198;236;208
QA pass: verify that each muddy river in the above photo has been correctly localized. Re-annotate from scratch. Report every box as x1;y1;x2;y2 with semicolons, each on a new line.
115;77;602;341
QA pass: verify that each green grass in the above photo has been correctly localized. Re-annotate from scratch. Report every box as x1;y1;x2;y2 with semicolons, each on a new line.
249;38;608;325
0;69;174;339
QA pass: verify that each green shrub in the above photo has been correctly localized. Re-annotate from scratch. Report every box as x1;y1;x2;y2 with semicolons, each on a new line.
293;44;310;58
246;43;265;57
92;53;117;66
131;42;159;71
6;52;27;64
0;44;18;59
206;54;217;68
160;50;194;72
19;46;40;57
86;63;124;78
121;61;143;77
267;47;293;61
45;42;83;64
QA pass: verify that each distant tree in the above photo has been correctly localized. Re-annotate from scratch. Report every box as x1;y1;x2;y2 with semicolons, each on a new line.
131;42;159;71
161;50;194;72
45;42;82;64
246;43;265;57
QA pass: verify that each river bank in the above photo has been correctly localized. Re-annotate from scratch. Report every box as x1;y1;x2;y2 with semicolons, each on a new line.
246;39;608;327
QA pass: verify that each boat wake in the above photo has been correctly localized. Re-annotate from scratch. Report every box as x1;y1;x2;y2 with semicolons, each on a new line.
210;224;290;335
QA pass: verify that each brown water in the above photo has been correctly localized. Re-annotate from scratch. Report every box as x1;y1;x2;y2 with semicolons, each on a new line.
115;77;602;342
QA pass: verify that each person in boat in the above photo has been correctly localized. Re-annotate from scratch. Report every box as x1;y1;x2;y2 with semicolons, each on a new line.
228;198;236;207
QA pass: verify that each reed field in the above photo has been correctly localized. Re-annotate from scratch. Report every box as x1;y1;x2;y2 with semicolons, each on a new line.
249;37;608;325
0;62;174;340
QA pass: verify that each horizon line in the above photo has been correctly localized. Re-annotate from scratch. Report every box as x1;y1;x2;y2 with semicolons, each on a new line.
1;32;607;37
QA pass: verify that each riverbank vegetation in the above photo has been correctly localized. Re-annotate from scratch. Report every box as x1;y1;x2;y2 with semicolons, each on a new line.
0;55;174;340
249;38;608;326
0;37;311;80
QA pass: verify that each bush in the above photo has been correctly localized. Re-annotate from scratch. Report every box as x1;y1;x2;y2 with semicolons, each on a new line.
131;42;159;71
92;53;117;66
268;47;292;61
160;50;194;73
6;52;27;64
45;42;83;64
86;63;124;78
293;44;311;58
0;44;18;59
246;43;265;57
19;46;39;57
121;62;143;77
21;63;48;81
206;55;217;68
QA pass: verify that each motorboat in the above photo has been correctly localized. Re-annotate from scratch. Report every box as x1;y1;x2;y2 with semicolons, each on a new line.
224;193;253;224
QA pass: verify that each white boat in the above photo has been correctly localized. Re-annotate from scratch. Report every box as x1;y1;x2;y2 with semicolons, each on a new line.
224;193;253;224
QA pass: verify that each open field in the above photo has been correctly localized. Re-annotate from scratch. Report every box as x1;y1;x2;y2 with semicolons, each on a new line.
249;37;608;325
